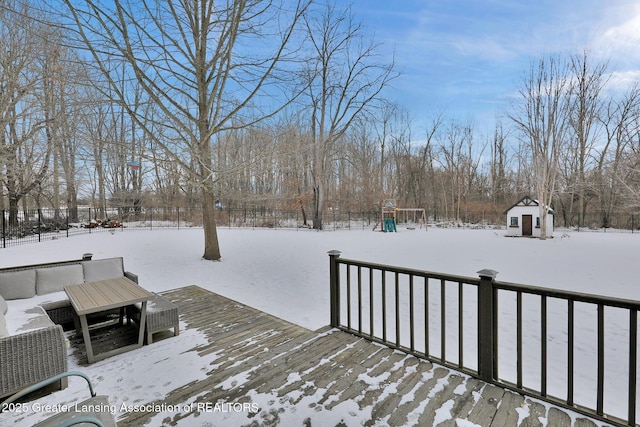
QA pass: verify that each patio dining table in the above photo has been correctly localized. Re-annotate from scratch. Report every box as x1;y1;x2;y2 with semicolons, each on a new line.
65;277;153;363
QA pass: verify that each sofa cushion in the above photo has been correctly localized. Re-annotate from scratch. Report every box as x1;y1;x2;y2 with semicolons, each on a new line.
5;305;54;335
0;294;6;315
7;290;68;314
0;270;36;300
82;258;124;282
3;290;68;337
36;264;84;295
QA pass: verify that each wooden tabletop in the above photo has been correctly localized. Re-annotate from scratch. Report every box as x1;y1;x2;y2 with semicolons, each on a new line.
65;277;153;316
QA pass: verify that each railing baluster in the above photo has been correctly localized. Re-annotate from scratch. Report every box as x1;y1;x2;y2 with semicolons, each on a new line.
630;309;637;426
425;276;430;357
458;281;463;369
410;275;415;353
441;278;446;363
568;299;574;406
395;272;400;348
357;266;362;334
517;291;523;389
382;269;387;343
346;266;351;330
597;303;605;415
541;295;547;397
493;285;499;380
369;268;374;339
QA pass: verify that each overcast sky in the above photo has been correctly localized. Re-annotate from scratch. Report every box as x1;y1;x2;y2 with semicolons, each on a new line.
350;0;640;136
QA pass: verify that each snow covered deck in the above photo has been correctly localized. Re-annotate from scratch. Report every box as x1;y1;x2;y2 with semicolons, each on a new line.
99;285;602;427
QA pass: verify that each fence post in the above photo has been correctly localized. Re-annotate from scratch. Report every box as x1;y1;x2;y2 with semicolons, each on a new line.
328;250;342;328
477;268;498;382
37;209;42;242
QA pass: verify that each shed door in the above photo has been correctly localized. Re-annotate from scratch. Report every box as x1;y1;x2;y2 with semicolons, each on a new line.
522;215;533;236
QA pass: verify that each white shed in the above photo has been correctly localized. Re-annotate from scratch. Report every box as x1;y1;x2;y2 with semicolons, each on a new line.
505;196;554;237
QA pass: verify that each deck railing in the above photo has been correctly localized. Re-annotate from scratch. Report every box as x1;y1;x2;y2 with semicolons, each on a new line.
328;250;640;427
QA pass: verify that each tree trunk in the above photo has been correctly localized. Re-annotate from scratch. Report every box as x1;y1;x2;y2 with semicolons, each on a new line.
539;204;548;240
202;190;221;260
312;183;324;229
300;200;308;226
67;183;78;223
8;198;19;227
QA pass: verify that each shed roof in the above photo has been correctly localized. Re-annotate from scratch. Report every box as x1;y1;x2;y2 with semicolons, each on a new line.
504;195;554;215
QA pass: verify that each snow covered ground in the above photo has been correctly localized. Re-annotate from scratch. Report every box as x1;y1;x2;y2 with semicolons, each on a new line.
2;226;638;426
4;226;638;330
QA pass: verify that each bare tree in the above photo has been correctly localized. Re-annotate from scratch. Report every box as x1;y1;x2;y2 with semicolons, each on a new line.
77;79;120;219
566;51;608;227
0;2;56;225
62;0;309;260
490;121;511;204
375;105;409;205
435;121;481;222
48;46;92;223
302;2;396;229
596;85;640;225
510;56;571;239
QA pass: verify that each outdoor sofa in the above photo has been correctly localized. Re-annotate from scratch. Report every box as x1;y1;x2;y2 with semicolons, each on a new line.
0;255;138;399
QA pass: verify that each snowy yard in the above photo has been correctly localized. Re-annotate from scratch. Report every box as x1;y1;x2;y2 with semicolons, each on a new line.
2;226;638;426
3;226;637;331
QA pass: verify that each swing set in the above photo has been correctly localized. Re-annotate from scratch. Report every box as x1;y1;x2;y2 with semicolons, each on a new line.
373;200;426;232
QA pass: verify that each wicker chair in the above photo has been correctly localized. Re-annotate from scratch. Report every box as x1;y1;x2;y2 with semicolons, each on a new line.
0;325;68;399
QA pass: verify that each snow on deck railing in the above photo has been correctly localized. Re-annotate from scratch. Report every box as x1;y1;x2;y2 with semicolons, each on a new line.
328;251;640;427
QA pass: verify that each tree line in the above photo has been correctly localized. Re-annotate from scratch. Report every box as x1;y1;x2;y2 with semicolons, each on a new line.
1;1;639;257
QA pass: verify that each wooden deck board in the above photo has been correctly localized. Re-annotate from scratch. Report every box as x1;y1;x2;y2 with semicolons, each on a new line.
112;286;612;427
489;390;525;426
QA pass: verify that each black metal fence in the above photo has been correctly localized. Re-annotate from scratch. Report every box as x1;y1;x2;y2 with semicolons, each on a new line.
0;207;401;249
328;251;640;427
0;207;204;249
2;206;639;249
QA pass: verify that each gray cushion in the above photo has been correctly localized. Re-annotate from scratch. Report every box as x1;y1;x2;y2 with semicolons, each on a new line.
0;270;36;300
36;264;84;295
0;294;6;315
82;258;124;282
8;306;54;334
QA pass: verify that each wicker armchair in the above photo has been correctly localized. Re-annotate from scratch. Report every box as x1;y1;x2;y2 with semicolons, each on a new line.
0;325;68;398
